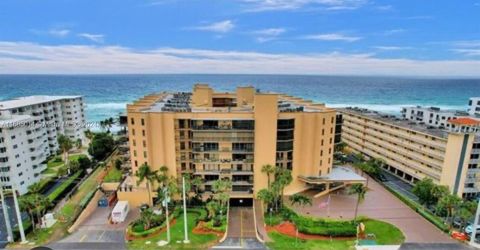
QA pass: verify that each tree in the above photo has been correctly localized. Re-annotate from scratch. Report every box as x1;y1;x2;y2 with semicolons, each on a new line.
68;160;80;174
75;138;82;149
84;130;94;141
257;189;275;210
139;208;156;230
57;134;73;165
261;164;276;189
77;155;92;170
135;164;158;206
437;194;462;227
289;194;312;207
431;185;449;205
334;142;347;152
349;183;367;222
412;178;436;206
88;132;115;161
274;168;293;210
115;158;122;170
212;179;232;209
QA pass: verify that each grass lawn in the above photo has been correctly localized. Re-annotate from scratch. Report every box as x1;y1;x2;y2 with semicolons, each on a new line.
127;212;218;250
44;154;87;176
363;219;405;245
267;232;355;250
103;166;123;182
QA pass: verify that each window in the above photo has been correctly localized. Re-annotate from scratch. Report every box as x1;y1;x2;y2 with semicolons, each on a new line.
130;118;135;125
131;129;135;136
142;130;146;136
143;151;147;158
141;118;145;126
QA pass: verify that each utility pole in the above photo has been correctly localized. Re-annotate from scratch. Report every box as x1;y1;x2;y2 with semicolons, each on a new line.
164;187;170;244
182;176;190;243
470;198;480;246
0;186;13;242
12;186;26;243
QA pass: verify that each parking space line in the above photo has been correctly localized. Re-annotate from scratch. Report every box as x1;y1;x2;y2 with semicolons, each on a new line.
79;234;87;242
98;230;106;241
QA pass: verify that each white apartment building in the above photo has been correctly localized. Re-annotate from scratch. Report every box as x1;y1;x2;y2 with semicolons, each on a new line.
469;97;480;117
401;106;470;129
0;96;85;194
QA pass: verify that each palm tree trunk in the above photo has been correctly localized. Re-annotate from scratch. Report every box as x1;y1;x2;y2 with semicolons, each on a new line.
354;195;360;221
147;182;152;206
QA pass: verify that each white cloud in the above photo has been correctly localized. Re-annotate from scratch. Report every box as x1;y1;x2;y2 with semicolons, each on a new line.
301;33;362;42
0;41;479;76
191;20;235;33
240;0;368;12
251;28;286;42
384;29;406;36
31;28;71;38
373;46;412;51
375;5;393;11
452;49;480;57
78;33;105;43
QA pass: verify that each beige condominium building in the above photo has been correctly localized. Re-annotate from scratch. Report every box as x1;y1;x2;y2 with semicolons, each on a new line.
118;84;364;207
339;107;480;198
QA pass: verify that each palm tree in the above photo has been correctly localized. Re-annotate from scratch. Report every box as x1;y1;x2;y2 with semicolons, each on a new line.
437;194;462;227
58;134;73;165
84;130;94;141
135;163;159;206
257;188;274;210
139;208;156;230
275;168;293;209
261;164;275;188
156;165;169;188
289;194;312;207
349;183;367;222
19;195;36;232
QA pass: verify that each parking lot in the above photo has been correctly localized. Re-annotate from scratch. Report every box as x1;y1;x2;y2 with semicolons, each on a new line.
48;206;139;250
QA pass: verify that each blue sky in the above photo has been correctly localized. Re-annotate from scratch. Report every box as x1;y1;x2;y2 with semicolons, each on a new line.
0;0;479;76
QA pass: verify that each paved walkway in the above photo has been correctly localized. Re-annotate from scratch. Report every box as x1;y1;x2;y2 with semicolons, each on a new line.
254;199;271;242
290;173;454;243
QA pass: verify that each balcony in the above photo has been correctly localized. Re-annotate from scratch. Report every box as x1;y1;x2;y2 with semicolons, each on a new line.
191;131;254;142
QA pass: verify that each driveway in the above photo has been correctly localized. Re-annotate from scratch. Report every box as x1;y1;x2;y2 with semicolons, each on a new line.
48;206;139;250
290;174;454;243
212;206;266;250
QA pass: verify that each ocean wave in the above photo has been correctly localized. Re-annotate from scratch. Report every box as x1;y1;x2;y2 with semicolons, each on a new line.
327;103;468;114
86;102;128;110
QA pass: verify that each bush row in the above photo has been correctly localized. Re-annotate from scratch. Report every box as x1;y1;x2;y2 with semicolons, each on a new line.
282;207;357;237
47;171;83;202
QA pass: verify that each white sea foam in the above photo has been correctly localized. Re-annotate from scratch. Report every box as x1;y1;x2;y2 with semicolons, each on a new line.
327;103;468;114
86;102;128;110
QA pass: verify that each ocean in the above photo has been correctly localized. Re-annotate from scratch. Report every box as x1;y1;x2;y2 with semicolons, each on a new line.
1;74;479;122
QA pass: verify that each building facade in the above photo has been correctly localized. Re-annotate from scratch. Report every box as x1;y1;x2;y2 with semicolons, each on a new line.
469;97;480;117
340;107;480;198
401;106;470;129
0;96;85;194
120;84;340;206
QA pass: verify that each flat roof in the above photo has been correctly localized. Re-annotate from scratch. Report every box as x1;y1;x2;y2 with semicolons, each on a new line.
339;107;450;139
0;95;82;110
299;166;366;183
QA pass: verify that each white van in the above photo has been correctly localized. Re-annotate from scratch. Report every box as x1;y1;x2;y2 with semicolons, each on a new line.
111;201;129;223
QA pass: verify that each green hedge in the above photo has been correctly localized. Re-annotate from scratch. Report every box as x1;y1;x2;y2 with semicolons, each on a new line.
48;171;83;202
281;207;357;237
380;182;449;232
187;207;208;224
79;189;96;208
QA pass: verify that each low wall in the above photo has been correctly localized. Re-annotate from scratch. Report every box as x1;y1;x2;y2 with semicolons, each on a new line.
117;189;150;208
67;190;103;233
102;182;120;191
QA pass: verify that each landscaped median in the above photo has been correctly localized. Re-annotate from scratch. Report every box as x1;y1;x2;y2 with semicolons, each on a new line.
265;207;405;250
126;207;222;250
